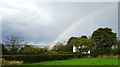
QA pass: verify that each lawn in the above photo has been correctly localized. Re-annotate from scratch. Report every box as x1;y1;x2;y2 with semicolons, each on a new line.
24;58;118;65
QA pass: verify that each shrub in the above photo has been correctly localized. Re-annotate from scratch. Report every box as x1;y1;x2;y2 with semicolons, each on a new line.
2;54;88;63
90;50;99;57
1;58;23;66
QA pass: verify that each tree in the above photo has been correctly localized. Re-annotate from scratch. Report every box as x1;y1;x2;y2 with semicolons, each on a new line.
4;35;26;49
67;37;79;52
111;40;120;55
52;42;66;54
43;47;49;52
8;48;18;55
91;28;118;55
67;36;95;54
118;40;120;55
73;38;94;53
4;35;27;55
81;35;88;39
0;43;8;55
18;45;44;55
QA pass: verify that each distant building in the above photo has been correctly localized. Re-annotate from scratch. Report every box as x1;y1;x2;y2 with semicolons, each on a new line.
73;46;78;52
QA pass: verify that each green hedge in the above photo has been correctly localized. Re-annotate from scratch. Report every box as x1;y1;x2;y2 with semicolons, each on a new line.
2;54;88;63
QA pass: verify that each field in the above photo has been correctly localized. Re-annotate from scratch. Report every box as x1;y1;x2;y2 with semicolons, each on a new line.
24;58;118;65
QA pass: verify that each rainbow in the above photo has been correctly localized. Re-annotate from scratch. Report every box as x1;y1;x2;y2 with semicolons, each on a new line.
49;3;115;50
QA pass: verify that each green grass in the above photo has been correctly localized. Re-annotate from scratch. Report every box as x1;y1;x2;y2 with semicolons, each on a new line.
24;58;118;65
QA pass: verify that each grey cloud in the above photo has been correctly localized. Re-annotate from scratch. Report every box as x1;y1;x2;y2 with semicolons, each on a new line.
1;2;118;46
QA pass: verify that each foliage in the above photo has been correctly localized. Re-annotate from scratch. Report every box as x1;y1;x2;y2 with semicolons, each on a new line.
91;28;118;55
7;48;19;55
66;37;79;52
0;43;8;55
110;41;120;55
2;54;88;63
81;35;88;39
117;41;120;55
1;27;119;57
76;38;95;54
18;45;44;55
52;42;66;54
44;51;58;54
67;36;95;54
3;35;27;55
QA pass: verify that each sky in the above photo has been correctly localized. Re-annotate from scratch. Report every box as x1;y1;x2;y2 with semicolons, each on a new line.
0;0;119;47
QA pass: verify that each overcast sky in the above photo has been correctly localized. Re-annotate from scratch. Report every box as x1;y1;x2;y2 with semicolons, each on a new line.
0;0;118;47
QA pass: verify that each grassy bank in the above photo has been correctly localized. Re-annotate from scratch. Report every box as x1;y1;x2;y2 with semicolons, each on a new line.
24;58;118;65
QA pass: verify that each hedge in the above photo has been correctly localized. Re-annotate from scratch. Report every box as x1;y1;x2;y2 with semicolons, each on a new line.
2;54;88;63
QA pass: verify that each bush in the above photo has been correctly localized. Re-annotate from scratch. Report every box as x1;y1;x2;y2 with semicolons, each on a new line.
90;50;99;57
2;54;88;63
110;48;119;56
1;58;23;66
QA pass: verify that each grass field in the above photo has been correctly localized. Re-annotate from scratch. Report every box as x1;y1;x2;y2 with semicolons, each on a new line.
24;58;118;65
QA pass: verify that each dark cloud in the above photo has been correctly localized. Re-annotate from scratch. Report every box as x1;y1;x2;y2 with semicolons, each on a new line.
1;2;118;46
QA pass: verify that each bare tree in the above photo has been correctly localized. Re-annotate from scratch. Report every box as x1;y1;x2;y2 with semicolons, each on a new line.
4;35;27;49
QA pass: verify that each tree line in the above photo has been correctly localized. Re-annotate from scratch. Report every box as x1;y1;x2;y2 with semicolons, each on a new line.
51;28;120;57
1;27;120;57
